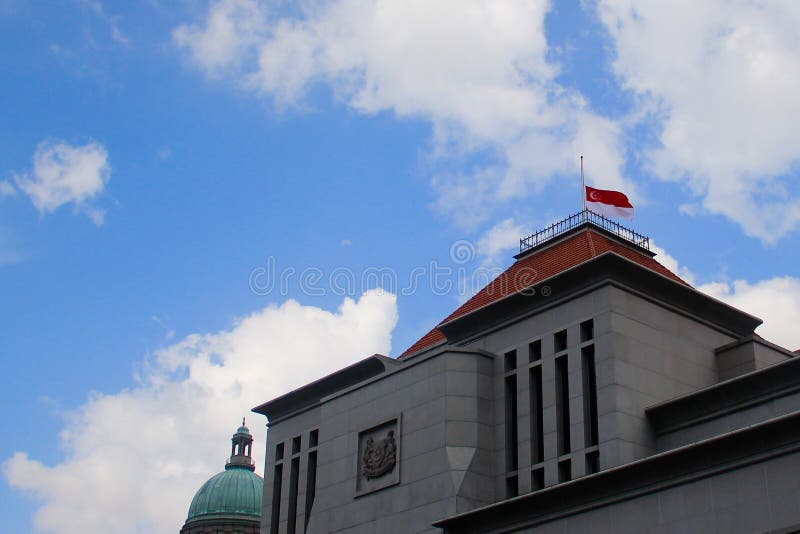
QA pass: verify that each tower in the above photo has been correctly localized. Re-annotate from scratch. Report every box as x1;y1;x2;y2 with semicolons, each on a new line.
181;420;263;534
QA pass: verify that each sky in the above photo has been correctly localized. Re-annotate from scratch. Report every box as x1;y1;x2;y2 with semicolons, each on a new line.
1;0;799;532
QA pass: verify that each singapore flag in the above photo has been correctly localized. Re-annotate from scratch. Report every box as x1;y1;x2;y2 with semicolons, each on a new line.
585;186;634;220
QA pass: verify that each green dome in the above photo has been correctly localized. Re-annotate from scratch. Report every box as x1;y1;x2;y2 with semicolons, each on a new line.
186;466;263;522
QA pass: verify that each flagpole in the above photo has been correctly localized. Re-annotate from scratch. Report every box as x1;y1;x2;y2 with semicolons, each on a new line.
580;156;586;220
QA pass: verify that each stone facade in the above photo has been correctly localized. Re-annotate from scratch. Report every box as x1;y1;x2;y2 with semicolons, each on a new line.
253;221;799;534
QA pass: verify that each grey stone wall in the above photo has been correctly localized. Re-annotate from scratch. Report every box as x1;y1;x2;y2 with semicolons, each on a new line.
464;289;612;500
601;286;734;467
260;279;777;533
507;449;800;534
261;350;494;534
717;336;792;381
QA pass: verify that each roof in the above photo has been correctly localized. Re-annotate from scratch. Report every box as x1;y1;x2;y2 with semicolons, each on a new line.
401;226;689;358
252;354;396;423
186;466;263;523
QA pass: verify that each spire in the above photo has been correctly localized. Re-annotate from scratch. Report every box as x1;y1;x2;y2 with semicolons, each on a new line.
226;418;255;471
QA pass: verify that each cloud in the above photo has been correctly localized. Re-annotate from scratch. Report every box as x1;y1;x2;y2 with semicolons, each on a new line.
651;244;800;351
174;0;631;229
649;243;697;286
0;180;16;198
4;291;398;534
476;217;527;264
13;140;111;224
172;0;265;77
597;1;800;242
699;277;800;351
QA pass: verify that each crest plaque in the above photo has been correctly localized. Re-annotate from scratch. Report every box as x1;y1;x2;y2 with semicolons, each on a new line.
355;417;401;496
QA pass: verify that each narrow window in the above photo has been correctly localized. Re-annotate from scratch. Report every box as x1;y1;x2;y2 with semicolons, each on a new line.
586;451;599;475
505;374;519;472
270;464;283;534
506;475;519;499
558;459;571;483
291;435;301;455
582;345;599;447
555;356;570;455
309;429;319;448
580;319;594;342
529;366;544;464
504;349;517;372
275;443;284;462
531;467;544;491
528;339;542;362
287;457;300;534
304;450;317;532
554;329;568;353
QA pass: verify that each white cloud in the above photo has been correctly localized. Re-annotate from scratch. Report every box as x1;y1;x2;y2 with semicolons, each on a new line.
650;242;697;286
14;140;111;224
597;0;800;242
174;0;631;229
476;217;527;264
699;277;800;351
4;291;398;534
0;180;16;198
651;243;799;351
173;0;265;77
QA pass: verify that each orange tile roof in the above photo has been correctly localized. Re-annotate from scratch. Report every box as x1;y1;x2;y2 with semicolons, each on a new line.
400;228;689;358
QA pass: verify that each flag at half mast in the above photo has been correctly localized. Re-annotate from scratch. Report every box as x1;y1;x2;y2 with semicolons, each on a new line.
585;186;634;220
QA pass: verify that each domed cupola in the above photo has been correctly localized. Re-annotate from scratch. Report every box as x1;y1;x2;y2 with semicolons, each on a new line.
180;420;263;534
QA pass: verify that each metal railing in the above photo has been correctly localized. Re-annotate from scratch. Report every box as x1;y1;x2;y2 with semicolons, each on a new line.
519;209;650;253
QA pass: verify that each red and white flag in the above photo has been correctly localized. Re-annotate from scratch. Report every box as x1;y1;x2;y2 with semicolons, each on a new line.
585;186;634;220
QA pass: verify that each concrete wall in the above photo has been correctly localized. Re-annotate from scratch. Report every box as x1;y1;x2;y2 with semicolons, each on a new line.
261;350;494;534
602;286;733;466
260;280;761;533
656;390;800;451
717;337;792;381
508;449;800;534
458;284;738;497
463;289;613;500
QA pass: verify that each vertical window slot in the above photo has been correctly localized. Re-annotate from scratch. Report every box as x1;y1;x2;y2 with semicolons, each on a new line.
586;450;599;475
580;319;594;342
554;330;568;353
504;349;517;372
555;355;571;455
529;366;544;464
287;457;300;534
531;467;544;491
528;339;542;362
505;374;519;472
558;459;571;483
270;464;283;534
582;345;599;447
304;450;317;532
506;475;519;499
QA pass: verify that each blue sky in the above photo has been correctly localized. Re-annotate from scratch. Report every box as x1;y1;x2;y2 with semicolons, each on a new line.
2;1;799;532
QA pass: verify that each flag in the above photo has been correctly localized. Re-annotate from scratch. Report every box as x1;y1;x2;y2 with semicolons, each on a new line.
585;186;634;220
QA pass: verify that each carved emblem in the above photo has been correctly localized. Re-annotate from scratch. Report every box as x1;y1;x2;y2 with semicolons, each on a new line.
361;430;397;478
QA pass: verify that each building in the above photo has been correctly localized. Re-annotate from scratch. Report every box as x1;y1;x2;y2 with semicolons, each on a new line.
181;421;263;534
253;211;800;533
